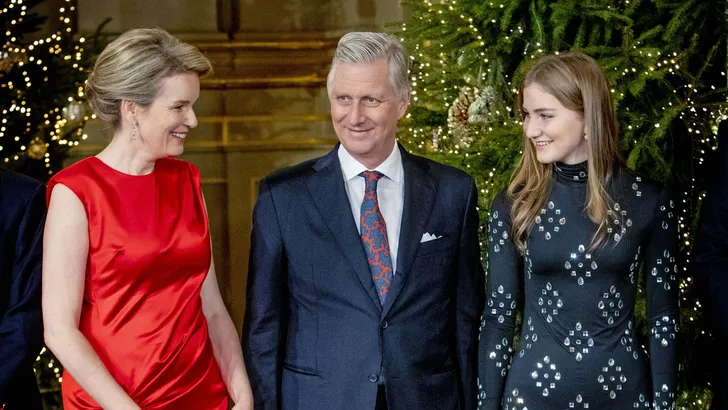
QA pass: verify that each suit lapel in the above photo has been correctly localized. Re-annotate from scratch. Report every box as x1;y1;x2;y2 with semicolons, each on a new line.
305;146;383;312
382;146;437;318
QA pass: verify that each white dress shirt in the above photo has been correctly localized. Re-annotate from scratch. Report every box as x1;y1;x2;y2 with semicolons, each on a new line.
338;142;404;275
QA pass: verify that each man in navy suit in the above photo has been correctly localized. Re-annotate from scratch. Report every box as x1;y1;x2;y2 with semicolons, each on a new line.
243;32;485;410
0;167;45;410
693;120;728;409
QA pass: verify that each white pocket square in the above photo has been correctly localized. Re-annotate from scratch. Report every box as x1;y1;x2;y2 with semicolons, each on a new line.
420;232;442;243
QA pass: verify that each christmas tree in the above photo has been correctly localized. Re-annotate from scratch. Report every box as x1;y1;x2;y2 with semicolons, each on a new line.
2;0;105;407
394;0;728;408
1;0;104;181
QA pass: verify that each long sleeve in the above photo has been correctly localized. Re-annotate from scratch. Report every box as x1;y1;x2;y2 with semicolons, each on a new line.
477;193;522;410
455;179;486;410
0;184;45;395
242;179;288;410
642;188;679;410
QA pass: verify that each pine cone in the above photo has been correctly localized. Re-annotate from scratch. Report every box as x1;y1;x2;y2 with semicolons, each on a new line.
448;86;478;130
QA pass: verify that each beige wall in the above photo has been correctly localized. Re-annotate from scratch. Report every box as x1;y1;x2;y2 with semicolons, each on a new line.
69;0;405;332
77;0;403;35
78;0;220;34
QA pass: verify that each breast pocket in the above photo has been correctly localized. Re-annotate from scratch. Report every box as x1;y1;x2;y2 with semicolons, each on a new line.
416;234;455;257
413;234;457;272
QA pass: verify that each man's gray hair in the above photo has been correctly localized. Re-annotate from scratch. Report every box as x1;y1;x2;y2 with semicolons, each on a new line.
327;32;411;103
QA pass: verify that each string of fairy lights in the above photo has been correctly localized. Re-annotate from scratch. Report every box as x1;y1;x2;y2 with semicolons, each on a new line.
399;1;724;405
0;0;98;387
1;0;95;175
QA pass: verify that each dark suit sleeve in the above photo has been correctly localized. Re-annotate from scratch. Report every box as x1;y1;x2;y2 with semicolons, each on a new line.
693;122;728;338
0;185;45;394
692;123;728;405
455;178;486;410
243;178;288;410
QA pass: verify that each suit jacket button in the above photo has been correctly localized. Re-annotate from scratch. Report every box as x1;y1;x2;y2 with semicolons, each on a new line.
369;374;378;383
381;321;388;329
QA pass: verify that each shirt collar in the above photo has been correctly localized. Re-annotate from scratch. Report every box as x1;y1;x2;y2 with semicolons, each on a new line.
338;142;403;183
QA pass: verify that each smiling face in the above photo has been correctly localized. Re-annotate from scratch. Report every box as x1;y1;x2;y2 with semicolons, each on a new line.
328;58;408;169
133;72;201;158
521;83;587;165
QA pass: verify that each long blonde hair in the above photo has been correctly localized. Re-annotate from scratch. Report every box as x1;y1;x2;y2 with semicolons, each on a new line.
507;52;625;252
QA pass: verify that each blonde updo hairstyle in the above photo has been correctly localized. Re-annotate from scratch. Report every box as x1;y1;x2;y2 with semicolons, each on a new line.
85;28;212;129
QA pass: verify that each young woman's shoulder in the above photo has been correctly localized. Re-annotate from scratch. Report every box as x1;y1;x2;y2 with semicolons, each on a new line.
612;167;672;211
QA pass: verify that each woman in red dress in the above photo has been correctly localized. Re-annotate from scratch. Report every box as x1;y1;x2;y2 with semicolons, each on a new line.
42;28;253;410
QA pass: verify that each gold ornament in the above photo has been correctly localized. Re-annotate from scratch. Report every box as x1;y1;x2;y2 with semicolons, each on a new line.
27;138;47;160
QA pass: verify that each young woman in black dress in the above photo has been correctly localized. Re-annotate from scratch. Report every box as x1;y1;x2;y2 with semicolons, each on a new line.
478;52;678;410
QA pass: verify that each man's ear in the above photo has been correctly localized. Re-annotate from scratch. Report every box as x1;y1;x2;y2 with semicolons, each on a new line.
397;95;410;120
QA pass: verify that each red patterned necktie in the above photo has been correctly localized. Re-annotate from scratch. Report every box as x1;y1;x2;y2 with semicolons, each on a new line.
359;171;393;305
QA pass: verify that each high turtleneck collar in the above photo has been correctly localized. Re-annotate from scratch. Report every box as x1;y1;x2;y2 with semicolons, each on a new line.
553;161;588;184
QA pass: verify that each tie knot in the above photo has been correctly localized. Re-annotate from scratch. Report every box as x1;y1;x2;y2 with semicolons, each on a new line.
361;170;384;183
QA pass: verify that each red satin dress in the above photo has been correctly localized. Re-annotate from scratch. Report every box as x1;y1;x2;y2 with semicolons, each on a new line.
47;157;228;410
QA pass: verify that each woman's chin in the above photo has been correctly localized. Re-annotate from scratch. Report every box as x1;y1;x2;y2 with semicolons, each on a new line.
535;153;557;164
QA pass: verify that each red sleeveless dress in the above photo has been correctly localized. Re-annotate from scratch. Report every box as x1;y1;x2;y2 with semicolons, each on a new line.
47;157;228;410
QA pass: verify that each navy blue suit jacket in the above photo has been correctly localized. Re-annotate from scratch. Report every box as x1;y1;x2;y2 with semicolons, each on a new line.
243;144;485;410
0;168;45;410
693;120;728;408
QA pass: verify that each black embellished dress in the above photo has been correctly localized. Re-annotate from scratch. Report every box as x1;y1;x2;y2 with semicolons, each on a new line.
477;162;678;410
